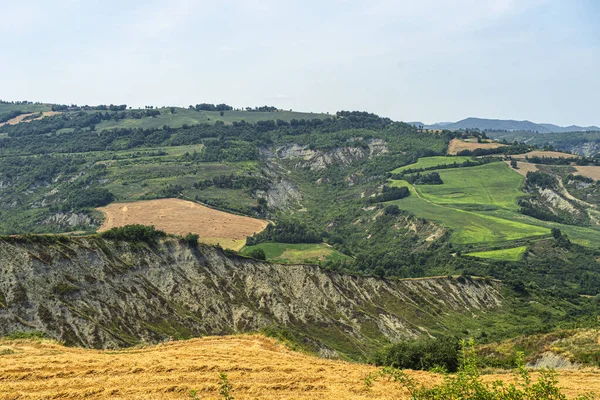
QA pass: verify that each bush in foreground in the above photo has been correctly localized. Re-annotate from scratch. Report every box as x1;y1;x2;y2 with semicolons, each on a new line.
365;339;596;399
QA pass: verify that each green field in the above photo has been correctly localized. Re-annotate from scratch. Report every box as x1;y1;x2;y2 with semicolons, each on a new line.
240;242;352;264
388;165;550;246
391;156;474;173
417;162;524;211
465;246;527;261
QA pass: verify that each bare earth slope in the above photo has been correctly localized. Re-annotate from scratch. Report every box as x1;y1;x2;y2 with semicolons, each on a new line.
1;335;598;400
0;237;501;358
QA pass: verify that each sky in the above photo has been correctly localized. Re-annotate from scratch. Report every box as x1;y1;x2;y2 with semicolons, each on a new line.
1;0;598;126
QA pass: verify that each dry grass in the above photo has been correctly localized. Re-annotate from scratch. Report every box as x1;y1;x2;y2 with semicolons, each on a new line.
0;335;598;399
504;160;539;177
574;166;600;181
97;199;268;250
512;150;580;159
447;138;505;155
0;111;60;127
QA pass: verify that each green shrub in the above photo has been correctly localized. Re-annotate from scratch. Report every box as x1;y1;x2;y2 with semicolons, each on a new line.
247;248;266;260
100;224;166;243
5;331;46;340
372;336;460;372
365;339;596;399
184;233;199;247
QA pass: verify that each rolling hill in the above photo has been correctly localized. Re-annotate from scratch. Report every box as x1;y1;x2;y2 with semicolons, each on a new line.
411;117;600;133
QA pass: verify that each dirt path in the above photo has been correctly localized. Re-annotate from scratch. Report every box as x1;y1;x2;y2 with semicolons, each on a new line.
0;111;60;127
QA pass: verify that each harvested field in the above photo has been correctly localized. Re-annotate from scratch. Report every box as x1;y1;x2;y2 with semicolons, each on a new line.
512;150;580;159
0;111;60;127
97;198;268;249
447;138;505;155
0;335;598;400
574;166;600;181
504;160;538;176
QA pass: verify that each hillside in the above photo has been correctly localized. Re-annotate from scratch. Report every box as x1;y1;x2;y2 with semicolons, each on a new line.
1;335;598;400
1;102;600;366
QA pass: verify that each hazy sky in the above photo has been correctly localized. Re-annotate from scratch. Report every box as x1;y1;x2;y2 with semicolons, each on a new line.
1;0;598;125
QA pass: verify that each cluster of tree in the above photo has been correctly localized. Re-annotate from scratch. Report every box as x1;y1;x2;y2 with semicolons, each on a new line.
51;104;127;112
565;174;595;184
193;174;269;192
246;248;266;260
0;100;39;105
518;198;565;224
525;156;577;165
404;172;444;185
246;106;278;112
457;142;531;157
372;336;460;372
575;156;600;166
524;171;557;190
100;224;166;243
367;185;410;203
59;188;115;211
246;220;322;245
192;103;233;112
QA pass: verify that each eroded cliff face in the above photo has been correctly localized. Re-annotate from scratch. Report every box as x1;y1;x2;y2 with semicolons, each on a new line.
0;237;502;357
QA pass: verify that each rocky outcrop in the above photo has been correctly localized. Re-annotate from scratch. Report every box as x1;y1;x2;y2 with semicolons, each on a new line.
273;139;389;171
0;237;502;357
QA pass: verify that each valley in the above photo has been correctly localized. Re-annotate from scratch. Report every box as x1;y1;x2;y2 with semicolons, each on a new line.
1;101;600;398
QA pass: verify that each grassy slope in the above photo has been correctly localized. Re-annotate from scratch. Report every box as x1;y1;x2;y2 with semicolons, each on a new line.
241;242;352;263
466;246;527;261
388;175;549;245
390;158;600;251
417;162;524;211
391;155;474;173
95;107;331;131
0;103;52;113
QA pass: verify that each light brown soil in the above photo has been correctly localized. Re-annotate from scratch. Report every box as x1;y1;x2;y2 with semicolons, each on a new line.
0;335;598;400
97;198;268;249
0;111;60;127
447;138;506;155
504;160;539;177
574;166;600;181
512;150;580;159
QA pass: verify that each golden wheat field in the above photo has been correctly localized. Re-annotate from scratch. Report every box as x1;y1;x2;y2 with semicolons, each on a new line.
1;335;599;400
447;138;506;155
503;160;539;177
97;198;268;250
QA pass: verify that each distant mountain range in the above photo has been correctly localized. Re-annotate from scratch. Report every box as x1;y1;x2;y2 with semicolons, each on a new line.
407;117;600;133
